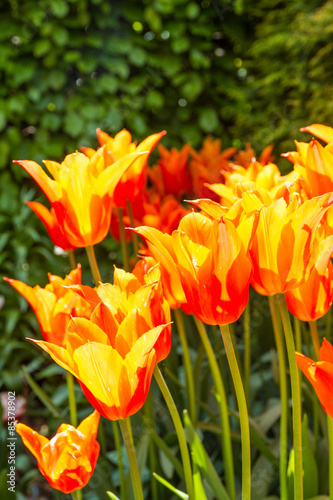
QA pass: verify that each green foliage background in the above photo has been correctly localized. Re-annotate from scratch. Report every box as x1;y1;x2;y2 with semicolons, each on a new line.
0;1;332;498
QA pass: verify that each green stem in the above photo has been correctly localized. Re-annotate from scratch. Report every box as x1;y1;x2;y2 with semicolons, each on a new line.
277;293;303;500
71;490;82;500
66;371;77;427
194;316;236;500
174;309;197;423
144;392;159;500
268;296;289;500
328;416;333;500
219;323;251;500
309;320;320;360
154;365;194;500
118;207;130;272
126;198;139;258
112;420;126;499
327;307;332;342
68;249;76;270
119;418;144;500
243;303;251;411
85;245;101;285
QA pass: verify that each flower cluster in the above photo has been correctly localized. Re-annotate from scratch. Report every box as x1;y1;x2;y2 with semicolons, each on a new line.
7;122;333;498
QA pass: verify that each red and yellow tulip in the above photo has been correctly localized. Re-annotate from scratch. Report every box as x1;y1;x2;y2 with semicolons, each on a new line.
15;149;148;248
16;410;100;494
4;266;92;346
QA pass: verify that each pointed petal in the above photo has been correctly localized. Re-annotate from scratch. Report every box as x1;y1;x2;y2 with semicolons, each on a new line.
301;124;333;144
95;151;149;198
15;423;49;463
14;160;61;202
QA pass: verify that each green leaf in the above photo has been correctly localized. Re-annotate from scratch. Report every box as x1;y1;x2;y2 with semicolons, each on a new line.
33;39;52;58
287;415;318;500
0;110;6;132
98;75;119;94
153;473;189;499
184;411;230;500
106;492;121;500
64;112;84;137
199;108;219;133
49;0;70;18
145;6;162;32
186;2;201;20
171;37;190;54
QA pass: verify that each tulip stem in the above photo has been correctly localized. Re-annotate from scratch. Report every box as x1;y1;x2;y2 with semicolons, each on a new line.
243;302;251;411
219;323;251;500
119;417;144;500
174;309;197;424
144;391;159;500
326;307;332;342
154;365;194;500
194;317;236;500
277;293;303;500
268;295;288;500
126;198;139;258
66;371;77;427
71;490;82;500
68;249;76;270
328;416;333;500
118;207;130;272
113;420;126;499
85;245;102;285
309;320;320;360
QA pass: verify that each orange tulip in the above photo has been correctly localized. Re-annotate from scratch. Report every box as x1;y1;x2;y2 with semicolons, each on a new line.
244;191;333;295
172;212;254;325
25;201;76;251
189;137;237;197
296;339;333;418
15;149;148;247
134;226;188;309
285;233;333;321
31;268;171;420
4;266;92;346
300;123;333;144
82;128;166;207
137;211;255;324
16;410;100;493
149;143;191;198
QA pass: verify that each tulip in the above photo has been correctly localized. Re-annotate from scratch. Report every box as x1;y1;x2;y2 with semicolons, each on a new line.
172;212;254;325
244;191;333;295
25;201;76;251
296;339;333;418
16;410;100;494
15;149;148;248
82;128;166;207
190;137;237;197
31;267;171;420
149;143;191;198
4;266;92;346
285;234;333;321
134;226;188;309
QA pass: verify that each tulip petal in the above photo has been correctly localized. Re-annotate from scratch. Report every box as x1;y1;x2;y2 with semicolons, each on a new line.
16;423;49;463
14;160;61;202
301;124;333;144
74;342;123;407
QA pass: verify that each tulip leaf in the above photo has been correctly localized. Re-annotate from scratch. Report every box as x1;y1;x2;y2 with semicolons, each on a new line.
192;462;208;500
287;414;318;500
21;365;63;419
153;473;189;499
106;492;121;500
183;410;230;500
